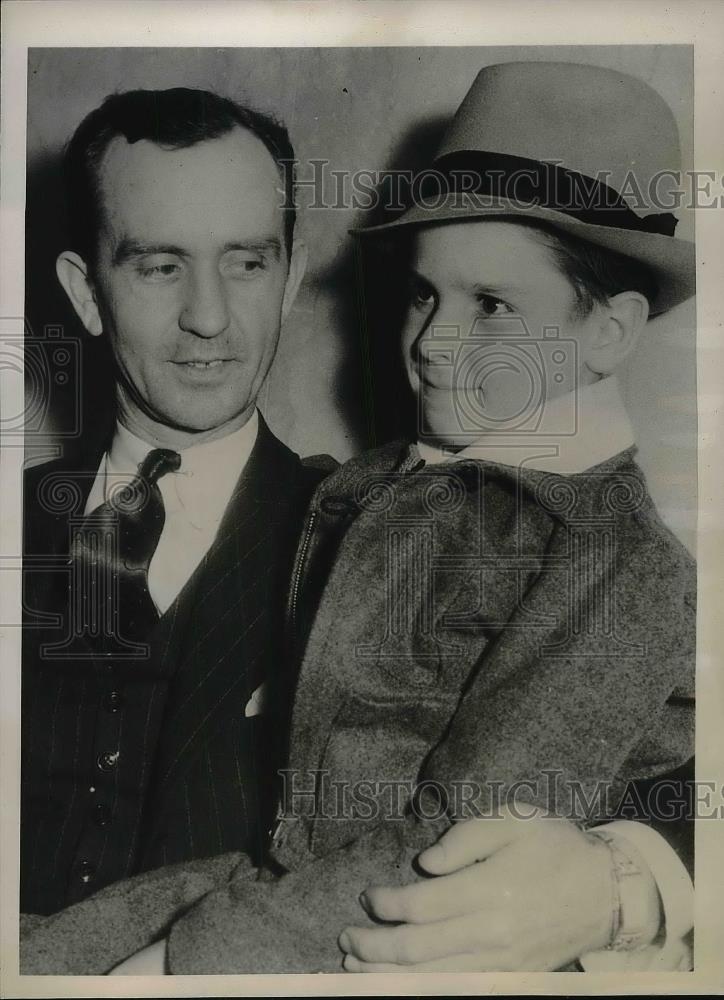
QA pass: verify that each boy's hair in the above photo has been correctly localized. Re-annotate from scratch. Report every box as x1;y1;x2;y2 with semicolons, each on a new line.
64;87;297;271
525;220;660;319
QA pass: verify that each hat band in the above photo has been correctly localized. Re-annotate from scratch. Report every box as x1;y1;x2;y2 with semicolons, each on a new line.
414;152;678;237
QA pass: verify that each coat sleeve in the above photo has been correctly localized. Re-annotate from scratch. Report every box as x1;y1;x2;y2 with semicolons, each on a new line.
422;520;695;821
19;852;253;975
165;813;443;974
20;815;442;975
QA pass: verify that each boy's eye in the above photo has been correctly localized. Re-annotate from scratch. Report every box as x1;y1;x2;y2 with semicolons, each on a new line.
409;277;436;309
477;293;512;318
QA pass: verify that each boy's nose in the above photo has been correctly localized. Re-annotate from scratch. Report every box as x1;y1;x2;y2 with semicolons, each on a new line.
414;310;465;366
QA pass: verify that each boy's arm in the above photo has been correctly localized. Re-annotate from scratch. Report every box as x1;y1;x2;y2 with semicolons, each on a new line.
19;851;253;975
21;813;440;975
105;786;696;976
410;530;694;965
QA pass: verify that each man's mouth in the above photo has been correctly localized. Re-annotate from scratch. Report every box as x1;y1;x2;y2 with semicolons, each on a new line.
173;358;234;369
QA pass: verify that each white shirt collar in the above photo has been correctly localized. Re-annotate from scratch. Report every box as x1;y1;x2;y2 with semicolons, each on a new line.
417;376;635;474
86;409;259;519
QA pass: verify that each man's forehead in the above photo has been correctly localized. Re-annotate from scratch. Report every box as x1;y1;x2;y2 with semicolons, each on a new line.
96;126;284;228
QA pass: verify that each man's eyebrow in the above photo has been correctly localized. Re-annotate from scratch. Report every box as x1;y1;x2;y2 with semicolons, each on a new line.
112;237;282;266
112;240;189;266
224;239;282;261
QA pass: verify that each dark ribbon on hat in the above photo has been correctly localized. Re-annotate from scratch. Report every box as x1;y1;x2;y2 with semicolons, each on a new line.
416;152;679;237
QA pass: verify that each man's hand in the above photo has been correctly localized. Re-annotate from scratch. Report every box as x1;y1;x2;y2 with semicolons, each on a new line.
339;810;627;972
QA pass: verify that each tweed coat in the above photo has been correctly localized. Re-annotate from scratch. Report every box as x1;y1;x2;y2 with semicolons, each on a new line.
20;439;695;974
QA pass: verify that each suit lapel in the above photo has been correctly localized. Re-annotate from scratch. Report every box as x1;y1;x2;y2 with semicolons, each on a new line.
150;418;307;797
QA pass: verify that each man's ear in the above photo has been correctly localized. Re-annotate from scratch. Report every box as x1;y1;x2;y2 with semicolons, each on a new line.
55;251;103;337
585;291;649;376
281;239;308;322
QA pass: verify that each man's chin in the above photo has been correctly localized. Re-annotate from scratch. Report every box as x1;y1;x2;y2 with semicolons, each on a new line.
167;408;256;438
119;394;256;447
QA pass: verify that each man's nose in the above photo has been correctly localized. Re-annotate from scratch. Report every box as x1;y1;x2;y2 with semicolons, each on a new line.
178;266;231;338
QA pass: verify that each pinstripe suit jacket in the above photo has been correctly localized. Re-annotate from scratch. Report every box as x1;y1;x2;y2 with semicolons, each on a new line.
21;415;331;916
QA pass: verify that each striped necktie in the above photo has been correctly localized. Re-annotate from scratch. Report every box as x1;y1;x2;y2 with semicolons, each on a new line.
71;448;181;656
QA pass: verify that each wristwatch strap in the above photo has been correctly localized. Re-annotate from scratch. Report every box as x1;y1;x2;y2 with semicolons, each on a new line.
588;826;656;951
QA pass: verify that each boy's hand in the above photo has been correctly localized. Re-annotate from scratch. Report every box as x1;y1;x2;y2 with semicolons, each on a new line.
339;810;627;972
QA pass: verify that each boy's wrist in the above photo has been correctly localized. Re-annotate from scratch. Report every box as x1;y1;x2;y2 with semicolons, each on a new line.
588;827;662;951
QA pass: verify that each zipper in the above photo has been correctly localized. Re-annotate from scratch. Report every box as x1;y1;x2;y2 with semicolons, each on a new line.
289;509;318;645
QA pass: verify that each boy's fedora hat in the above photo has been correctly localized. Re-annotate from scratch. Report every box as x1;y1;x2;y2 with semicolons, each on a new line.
355;61;695;314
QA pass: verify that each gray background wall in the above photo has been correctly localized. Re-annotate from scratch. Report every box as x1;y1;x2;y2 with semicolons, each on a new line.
25;45;696;552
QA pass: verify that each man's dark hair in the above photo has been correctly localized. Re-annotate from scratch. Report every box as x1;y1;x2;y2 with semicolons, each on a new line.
64;87;296;270
525;221;660;319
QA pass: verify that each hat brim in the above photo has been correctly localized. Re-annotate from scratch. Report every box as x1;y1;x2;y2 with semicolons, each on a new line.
352;196;695;315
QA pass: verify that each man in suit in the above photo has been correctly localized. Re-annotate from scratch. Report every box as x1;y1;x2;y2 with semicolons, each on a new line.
21;87;320;916
20;70;695;975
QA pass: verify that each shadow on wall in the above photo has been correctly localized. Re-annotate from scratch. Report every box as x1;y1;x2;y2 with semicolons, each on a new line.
25;149;116;464
313;115;450;450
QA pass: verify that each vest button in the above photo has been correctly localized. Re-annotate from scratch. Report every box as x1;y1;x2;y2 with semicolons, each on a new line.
96;750;119;772
93;803;112;827
103;689;123;713
78;860;95;884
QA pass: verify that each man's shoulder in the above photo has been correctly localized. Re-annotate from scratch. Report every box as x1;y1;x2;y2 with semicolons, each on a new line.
303;439;408;503
23;435;107;554
24;451;98;509
23;453;87;516
300;452;339;478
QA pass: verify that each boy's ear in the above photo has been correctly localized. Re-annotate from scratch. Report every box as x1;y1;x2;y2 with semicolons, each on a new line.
56;251;103;337
585;291;649;375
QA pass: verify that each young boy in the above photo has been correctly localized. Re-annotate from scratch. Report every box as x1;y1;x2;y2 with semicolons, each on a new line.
21;60;695;975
